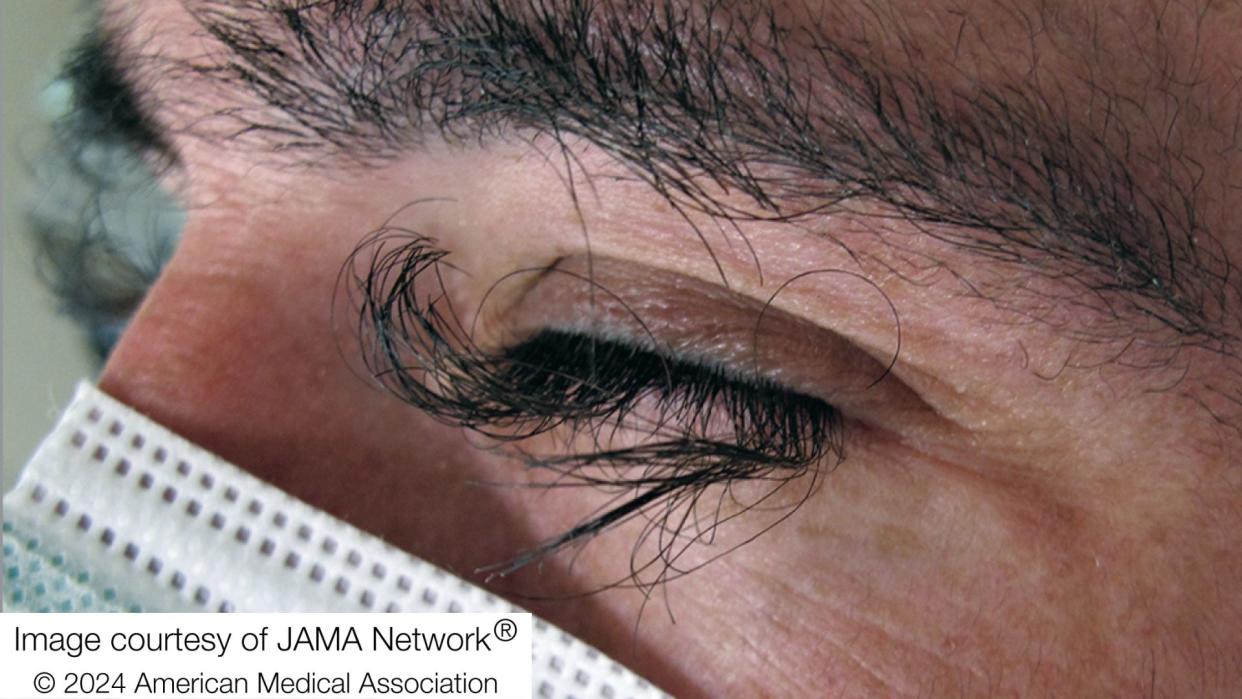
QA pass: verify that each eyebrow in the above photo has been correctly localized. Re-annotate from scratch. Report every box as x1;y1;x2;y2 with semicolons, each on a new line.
89;0;1235;346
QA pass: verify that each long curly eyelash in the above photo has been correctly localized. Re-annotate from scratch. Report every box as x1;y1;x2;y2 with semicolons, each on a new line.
341;229;845;593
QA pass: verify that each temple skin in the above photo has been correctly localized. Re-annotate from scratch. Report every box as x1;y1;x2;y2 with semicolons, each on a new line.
97;1;1242;696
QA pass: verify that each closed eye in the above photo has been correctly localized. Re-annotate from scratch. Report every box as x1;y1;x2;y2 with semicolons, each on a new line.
344;232;847;591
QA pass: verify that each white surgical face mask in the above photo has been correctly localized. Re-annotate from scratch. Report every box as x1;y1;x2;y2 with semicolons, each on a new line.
3;382;663;699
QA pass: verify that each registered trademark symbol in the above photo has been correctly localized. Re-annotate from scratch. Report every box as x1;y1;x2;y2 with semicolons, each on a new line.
494;618;518;642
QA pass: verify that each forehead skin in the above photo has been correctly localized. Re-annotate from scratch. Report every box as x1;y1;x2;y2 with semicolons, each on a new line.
95;1;1242;696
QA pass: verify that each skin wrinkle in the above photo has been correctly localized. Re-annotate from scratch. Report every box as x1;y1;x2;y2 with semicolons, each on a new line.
816;595;973;696
720;555;907;695
94;0;1240;346
879;430;1216;694
746;432;1094;688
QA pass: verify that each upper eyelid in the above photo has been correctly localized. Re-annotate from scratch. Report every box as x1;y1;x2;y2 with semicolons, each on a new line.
486;255;913;407
345;230;943;449
343;230;833;430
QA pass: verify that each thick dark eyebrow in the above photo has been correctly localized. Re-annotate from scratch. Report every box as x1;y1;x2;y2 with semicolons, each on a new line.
102;0;1237;347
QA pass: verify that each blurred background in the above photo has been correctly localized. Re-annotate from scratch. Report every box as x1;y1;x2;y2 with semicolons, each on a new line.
3;2;95;492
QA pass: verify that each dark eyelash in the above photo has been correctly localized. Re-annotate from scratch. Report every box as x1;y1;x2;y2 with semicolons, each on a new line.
498;329;839;466
484;330;845;580
342;230;845;592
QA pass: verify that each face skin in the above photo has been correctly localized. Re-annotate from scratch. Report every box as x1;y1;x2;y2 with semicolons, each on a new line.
73;0;1242;695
